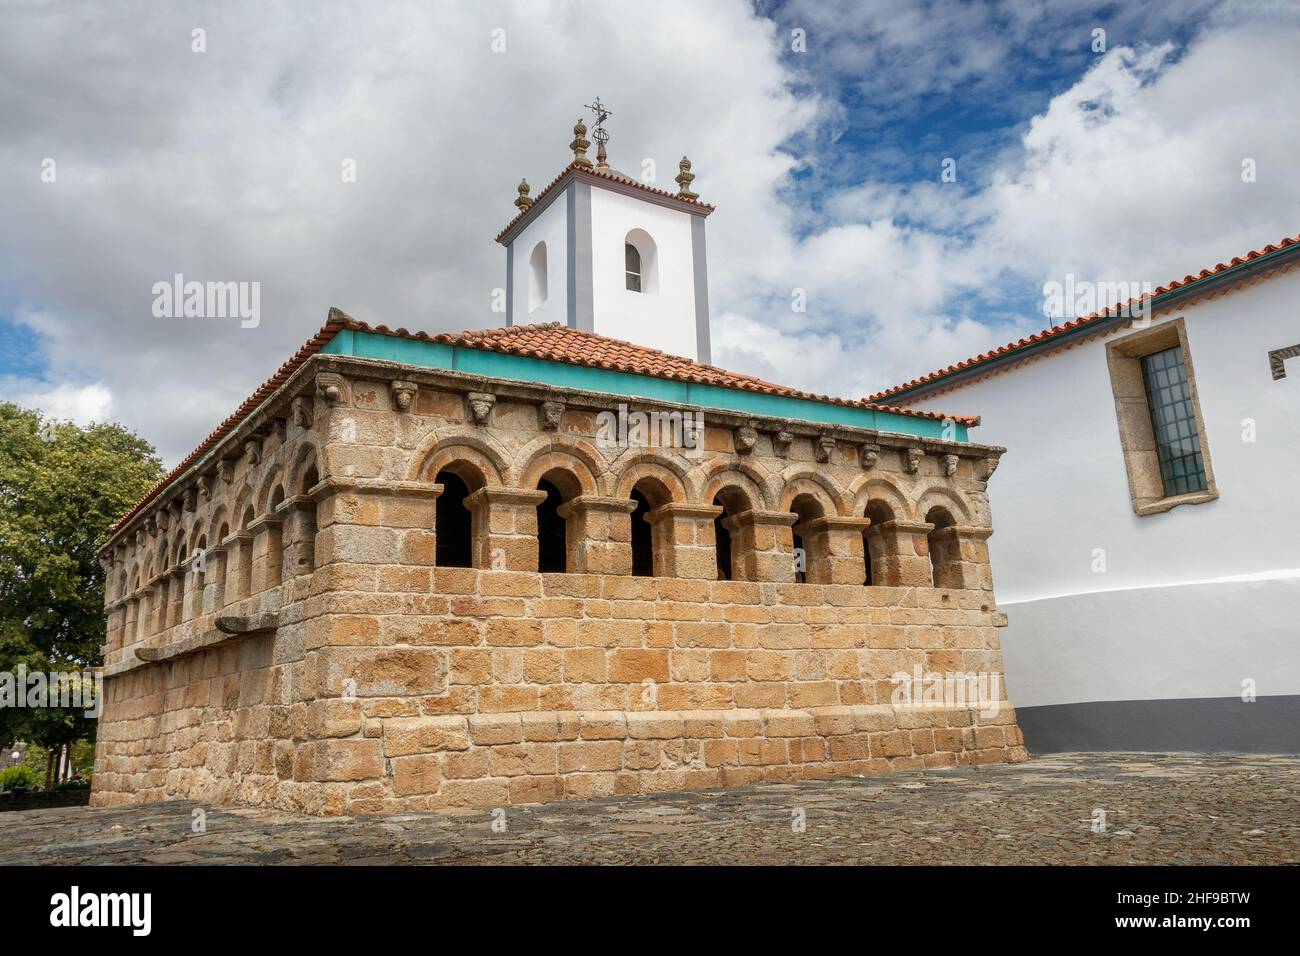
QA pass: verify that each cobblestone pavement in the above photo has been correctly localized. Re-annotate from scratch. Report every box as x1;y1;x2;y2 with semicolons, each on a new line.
2;753;1296;865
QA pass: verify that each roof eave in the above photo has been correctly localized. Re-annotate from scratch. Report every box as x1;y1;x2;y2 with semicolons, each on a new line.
875;238;1300;405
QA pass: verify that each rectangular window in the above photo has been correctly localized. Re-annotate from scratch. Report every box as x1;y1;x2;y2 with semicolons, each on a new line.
1105;317;1218;516
1140;345;1207;497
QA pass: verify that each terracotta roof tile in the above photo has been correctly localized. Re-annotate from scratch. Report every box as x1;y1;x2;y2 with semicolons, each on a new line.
866;232;1300;404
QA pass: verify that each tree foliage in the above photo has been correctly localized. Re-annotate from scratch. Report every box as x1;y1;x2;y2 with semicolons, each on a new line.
0;403;163;749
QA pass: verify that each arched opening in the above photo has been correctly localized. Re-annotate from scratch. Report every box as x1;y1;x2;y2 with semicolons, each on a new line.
297;461;320;576
789;494;826;584
712;486;752;582
925;506;957;588
630;489;653;577
435;470;474;568
267;486;286;584
628;476;673;577
624;228;658;294
236;506;256;599
192;535;208;615
213;521;229;609
863;500;895;586
536;478;568;573
528;241;548;312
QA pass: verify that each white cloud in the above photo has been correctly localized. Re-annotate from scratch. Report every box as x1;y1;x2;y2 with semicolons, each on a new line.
2;379;113;425
0;2;1296;464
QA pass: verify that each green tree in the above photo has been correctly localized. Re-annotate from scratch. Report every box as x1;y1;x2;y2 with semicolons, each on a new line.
0;403;163;777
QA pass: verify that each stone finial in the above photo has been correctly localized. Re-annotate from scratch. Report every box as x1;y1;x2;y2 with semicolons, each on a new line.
942;454;959;477
675;156;699;200
467;391;496;426
515;179;533;212
772;430;793;459
390;380;418;412
816;435;836;463
904;447;922;474
859;444;879;469
539;400;565;431
570;120;593;169
734;423;758;455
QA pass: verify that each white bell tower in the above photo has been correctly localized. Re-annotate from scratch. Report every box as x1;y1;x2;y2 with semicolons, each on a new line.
496;102;714;363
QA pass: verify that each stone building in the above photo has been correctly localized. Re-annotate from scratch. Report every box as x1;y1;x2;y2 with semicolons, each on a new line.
91;119;1025;814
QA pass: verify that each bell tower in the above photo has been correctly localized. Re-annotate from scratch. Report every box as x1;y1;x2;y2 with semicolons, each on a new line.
496;101;715;363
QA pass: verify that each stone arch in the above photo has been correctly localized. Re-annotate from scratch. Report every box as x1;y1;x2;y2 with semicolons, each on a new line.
777;472;842;516
699;461;770;511
422;448;505;492
913;484;973;525
849;474;913;521
230;487;255;530
408;430;510;486
289;442;322;495
256;465;286;514
612;455;690;504
519;443;601;499
206;506;229;545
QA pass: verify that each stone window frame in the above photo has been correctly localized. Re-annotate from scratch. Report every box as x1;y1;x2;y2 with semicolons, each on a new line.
1105;316;1219;516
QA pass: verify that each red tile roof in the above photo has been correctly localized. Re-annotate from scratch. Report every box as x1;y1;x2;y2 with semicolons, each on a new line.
375;319;971;424
495;162;714;244
866;232;1300;405
108;312;974;539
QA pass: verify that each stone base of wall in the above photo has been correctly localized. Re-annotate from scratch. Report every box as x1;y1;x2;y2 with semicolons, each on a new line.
92;703;1026;814
92;571;1026;815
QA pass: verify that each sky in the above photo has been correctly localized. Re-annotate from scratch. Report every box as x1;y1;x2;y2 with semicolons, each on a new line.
1;0;1298;465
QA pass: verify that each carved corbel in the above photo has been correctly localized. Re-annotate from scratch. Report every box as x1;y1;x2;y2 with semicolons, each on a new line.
979;457;999;481
272;417;288;441
539;399;565;431
218;458;236;483
198;471;216;502
244;438;262;466
182;487;198;512
904;447;922;474
815;435;836;463
316;372;345;404
942;454;959;477
772;430;793;459
467;392;496;426
859;443;879;469
291;395;314;429
146;513;160;534
734;422;758;455
390;380;418;412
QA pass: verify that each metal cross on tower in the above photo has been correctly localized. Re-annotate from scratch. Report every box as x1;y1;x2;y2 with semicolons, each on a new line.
584;96;612;166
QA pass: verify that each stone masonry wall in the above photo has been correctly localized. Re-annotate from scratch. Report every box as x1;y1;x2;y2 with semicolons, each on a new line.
92;351;1024;814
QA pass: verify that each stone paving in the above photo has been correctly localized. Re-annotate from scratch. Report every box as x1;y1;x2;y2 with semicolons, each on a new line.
2;753;1296;865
